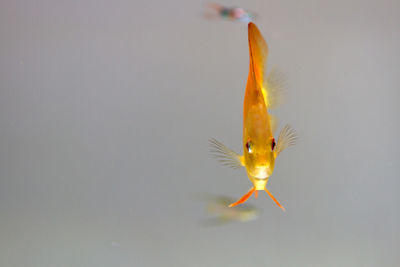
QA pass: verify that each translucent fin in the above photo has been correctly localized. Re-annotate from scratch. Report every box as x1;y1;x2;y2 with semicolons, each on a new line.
269;114;278;135
263;67;287;109
209;138;243;169
275;124;297;156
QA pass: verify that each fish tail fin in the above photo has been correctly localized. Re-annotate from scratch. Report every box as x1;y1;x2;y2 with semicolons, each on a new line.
264;188;286;212
229;187;256;207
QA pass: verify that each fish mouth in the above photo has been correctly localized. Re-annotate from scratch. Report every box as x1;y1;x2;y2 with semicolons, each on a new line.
251;167;269;179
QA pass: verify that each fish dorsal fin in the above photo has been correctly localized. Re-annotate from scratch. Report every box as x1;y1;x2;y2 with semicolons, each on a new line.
248;22;268;88
275;124;297;156
209;139;244;169
263;67;287;109
244;23;269;119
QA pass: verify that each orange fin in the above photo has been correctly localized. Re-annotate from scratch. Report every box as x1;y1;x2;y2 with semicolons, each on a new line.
248;22;268;88
255;190;258;198
264;188;286;212
244;22;269;120
229;188;256;207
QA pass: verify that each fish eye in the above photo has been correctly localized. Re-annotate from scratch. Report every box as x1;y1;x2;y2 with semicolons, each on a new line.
246;140;252;153
271;138;276;151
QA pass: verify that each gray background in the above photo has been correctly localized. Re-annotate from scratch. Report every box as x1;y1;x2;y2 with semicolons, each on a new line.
1;0;399;266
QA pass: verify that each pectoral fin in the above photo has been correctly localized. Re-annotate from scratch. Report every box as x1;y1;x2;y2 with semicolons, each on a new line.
275;124;297;156
209;138;244;169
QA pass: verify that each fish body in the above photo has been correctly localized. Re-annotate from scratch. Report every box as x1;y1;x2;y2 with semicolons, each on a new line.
243;23;275;189
210;23;297;211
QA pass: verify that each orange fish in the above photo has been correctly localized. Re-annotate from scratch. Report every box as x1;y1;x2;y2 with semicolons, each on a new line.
210;23;297;211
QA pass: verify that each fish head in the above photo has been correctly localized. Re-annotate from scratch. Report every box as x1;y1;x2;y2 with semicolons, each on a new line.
243;135;276;179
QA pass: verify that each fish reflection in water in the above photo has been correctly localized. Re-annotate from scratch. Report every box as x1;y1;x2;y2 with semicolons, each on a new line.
200;195;260;226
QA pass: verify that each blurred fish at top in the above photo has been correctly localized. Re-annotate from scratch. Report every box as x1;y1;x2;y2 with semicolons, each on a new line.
204;3;256;23
200;194;260;226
